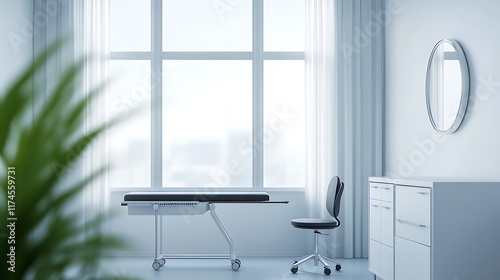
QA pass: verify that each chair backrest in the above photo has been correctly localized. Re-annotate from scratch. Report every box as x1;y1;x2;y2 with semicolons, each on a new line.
326;176;344;219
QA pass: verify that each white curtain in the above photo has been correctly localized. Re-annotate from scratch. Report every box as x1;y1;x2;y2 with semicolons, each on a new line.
305;0;384;259
31;0;84;221
74;0;110;235
32;0;109;236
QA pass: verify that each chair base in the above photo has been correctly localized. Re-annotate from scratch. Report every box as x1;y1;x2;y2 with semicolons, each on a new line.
291;253;342;275
290;231;342;275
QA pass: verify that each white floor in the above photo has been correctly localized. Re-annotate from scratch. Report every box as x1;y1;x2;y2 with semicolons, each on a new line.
101;256;374;280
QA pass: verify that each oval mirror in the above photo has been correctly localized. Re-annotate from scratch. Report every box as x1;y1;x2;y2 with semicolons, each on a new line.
425;39;469;134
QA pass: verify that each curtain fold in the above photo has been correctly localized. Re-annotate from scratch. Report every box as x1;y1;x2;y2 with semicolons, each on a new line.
32;0;76;123
305;0;336;218
74;0;110;237
305;0;384;259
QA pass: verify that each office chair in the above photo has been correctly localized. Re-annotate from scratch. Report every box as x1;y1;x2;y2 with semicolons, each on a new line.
290;176;344;275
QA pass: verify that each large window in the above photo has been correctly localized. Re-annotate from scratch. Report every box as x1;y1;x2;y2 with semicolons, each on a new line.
108;0;305;189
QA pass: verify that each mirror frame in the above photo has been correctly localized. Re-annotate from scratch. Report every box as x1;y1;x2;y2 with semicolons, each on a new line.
425;39;469;134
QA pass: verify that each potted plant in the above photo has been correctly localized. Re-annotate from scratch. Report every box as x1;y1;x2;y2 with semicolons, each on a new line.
0;42;132;279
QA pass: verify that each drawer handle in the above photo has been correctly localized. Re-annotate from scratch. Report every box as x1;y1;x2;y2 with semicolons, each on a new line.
382;206;391;210
396;219;426;228
416;191;429;195
371;204;379;208
382;187;391;190
371;186;379;189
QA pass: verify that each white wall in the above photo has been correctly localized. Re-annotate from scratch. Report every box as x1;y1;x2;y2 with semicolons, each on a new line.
108;191;310;257
0;0;33;92
385;0;500;179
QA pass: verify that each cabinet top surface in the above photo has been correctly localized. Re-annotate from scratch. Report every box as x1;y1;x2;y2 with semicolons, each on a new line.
369;177;500;188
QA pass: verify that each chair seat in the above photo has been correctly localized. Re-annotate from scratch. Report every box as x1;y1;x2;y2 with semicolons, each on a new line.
291;218;338;229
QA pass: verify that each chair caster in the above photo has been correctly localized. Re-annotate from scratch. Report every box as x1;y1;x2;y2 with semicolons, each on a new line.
291;266;298;274
335;264;341;271
152;261;161;270
231;259;241;270
159;258;166;266
324;267;331;275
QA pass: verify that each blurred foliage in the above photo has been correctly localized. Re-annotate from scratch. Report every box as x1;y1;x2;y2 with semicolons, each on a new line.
0;41;135;279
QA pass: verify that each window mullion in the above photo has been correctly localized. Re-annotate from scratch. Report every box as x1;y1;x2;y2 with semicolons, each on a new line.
151;0;162;189
253;0;264;190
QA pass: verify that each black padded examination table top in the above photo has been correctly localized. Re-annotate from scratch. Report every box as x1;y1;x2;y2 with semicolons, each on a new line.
123;191;275;203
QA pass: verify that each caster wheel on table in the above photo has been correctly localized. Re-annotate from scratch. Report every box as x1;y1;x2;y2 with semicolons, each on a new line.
152;261;161;270
231;259;241;270
290;266;298;274
324;267;331;275
335;264;341;271
158;258;166;266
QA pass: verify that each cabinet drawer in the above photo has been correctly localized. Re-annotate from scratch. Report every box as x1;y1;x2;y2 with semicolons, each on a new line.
380;184;393;202
395;237;430;280
370;183;381;199
380;244;394;280
369;240;394;280
370;200;394;247
369;200;381;242
395;186;431;246
369;239;381;275
370;182;393;201
380;201;394;247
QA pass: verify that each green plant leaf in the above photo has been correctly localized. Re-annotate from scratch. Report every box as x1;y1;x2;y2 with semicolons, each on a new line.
0;39;131;280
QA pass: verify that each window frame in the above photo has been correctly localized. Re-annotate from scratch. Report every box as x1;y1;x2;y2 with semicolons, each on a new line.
108;0;305;191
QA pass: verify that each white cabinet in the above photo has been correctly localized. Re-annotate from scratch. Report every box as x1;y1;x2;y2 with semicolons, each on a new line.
369;182;394;280
369;177;500;280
